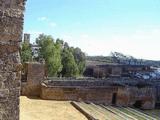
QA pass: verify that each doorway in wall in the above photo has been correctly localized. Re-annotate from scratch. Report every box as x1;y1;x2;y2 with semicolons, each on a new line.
112;93;117;105
133;100;143;108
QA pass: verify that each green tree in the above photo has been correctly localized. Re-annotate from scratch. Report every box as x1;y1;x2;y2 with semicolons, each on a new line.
20;42;32;63
36;34;62;77
56;38;64;47
61;48;79;77
72;47;86;75
35;34;86;77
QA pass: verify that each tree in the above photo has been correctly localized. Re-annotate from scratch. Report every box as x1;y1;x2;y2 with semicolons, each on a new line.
61;48;79;77
20;42;32;63
35;34;86;77
36;34;62;77
56;38;64;47
72;47;86;75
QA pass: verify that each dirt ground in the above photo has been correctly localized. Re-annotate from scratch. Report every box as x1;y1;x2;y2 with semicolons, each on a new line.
20;96;87;120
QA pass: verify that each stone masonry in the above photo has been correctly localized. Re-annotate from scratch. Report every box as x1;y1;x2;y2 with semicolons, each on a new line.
40;79;156;109
21;62;160;110
21;62;45;96
0;0;26;120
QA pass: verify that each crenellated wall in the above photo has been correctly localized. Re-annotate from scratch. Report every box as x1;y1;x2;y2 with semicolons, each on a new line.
0;0;26;119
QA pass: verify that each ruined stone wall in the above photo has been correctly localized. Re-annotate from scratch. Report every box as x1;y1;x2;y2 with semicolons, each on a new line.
41;80;156;109
117;87;156;109
93;66;124;78
41;83;118;104
21;62;45;96
0;0;26;119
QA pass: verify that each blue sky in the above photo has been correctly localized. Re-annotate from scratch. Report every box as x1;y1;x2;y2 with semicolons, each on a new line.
24;0;160;60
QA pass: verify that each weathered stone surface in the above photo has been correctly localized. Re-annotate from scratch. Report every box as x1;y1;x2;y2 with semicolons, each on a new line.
40;79;156;109
0;0;26;119
117;87;156;109
41;83;118;104
21;62;45;96
21;62;158;110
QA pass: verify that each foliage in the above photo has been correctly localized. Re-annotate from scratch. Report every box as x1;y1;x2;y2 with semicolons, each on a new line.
35;34;86;77
20;42;32;63
61;48;79;77
72;47;86;75
36;34;62;77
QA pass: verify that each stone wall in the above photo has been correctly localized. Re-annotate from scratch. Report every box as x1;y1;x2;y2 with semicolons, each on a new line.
41;80;156;109
86;64;150;78
117;87;156;109
21;62;45;96
20;62;157;110
41;83;118;104
0;0;26;119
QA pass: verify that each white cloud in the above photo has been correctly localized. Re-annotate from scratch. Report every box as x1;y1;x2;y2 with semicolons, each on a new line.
37;17;57;28
37;17;48;21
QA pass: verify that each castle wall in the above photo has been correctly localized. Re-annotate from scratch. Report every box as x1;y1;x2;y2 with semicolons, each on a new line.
21;62;157;110
88;64;150;78
40;80;156;109
41;84;118;104
21;62;45;96
0;0;26;119
117;87;156;109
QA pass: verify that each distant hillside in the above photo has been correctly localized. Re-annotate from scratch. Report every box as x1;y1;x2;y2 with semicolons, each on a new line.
87;52;160;67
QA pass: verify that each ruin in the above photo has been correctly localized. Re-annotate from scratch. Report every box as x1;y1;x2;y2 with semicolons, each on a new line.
40;78;157;110
0;0;26;119
84;63;151;78
21;62;45;96
21;62;160;110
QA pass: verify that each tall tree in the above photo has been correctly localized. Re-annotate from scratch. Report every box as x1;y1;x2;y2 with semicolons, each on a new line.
72;47;86;75
35;34;86;77
20;42;32;63
61;48;79;77
36;34;62;77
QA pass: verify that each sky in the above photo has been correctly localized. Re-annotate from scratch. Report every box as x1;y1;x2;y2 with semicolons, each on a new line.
24;0;160;60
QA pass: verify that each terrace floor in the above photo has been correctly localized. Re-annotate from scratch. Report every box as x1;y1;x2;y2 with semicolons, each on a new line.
20;96;87;120
20;96;160;120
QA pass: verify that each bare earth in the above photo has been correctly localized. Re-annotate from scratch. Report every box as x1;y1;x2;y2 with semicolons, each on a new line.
20;96;87;120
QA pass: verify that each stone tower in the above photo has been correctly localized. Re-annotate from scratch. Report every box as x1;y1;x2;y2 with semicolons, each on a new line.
0;0;26;120
24;33;30;44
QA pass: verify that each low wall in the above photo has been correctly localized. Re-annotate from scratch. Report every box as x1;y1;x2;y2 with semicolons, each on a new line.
21;64;158;110
41;83;118;104
40;79;156;109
